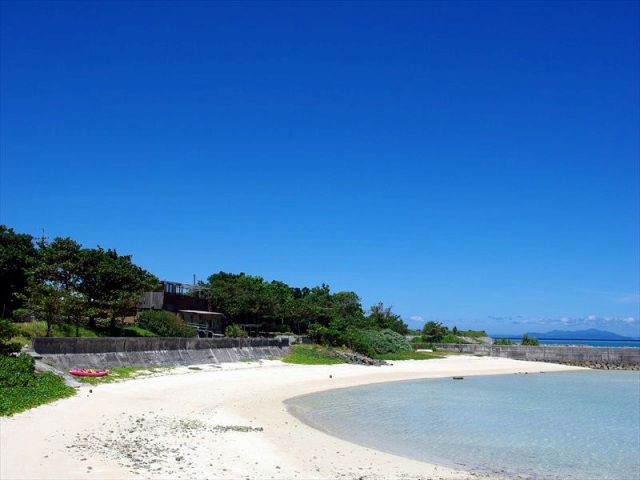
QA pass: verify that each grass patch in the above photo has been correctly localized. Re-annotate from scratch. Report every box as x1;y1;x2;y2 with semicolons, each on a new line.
282;345;347;365
14;321;101;339
11;321;158;347
74;366;173;385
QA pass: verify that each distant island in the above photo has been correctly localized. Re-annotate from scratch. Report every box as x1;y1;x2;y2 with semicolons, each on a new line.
523;329;637;341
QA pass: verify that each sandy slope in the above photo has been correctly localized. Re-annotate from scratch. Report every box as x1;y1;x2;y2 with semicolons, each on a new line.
0;356;585;480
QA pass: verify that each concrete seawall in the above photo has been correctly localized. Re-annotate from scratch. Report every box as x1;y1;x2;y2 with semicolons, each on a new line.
31;337;292;369
434;343;640;369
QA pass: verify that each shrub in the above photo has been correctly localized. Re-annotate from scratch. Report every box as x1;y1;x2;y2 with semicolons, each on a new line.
421;321;449;343
136;310;195;338
494;338;516;345
224;324;248;338
521;334;540;346
354;329;413;356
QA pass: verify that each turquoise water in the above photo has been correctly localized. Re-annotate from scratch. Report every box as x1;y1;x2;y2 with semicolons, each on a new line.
286;371;640;480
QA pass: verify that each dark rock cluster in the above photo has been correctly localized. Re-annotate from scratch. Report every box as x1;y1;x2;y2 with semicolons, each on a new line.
336;352;388;366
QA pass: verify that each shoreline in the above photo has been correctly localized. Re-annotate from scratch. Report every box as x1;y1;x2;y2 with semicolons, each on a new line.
0;356;586;480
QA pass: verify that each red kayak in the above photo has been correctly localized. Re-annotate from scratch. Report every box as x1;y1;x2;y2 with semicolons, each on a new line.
69;368;109;377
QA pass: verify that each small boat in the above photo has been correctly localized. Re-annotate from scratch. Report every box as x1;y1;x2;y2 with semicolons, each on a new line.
69;368;109;377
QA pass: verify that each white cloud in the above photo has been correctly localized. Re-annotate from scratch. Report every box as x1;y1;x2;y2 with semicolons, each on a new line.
615;293;640;304
506;315;638;328
621;317;638;324
410;316;424;323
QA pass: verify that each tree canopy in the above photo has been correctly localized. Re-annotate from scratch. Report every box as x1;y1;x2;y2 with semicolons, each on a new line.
2;225;410;346
1;226;159;335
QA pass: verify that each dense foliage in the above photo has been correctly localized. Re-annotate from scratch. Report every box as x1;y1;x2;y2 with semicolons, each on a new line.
0;226;38;316
0;353;75;416
1;226;158;334
352;329;413;356
224;323;248;338
207;271;408;340
0;319;22;355
421;321;450;342
136;310;195;337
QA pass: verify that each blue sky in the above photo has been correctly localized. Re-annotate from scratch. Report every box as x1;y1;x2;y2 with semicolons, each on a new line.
1;0;638;336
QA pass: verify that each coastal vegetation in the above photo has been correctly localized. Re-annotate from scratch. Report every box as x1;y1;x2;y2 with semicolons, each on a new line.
136;310;195;338
224;323;248;338
419;321;488;344
282;345;348;365
520;334;540;346
2;225;416;357
0;319;75;416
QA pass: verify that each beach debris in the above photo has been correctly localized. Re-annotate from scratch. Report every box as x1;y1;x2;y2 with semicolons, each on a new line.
68;413;263;477
452;376;464;380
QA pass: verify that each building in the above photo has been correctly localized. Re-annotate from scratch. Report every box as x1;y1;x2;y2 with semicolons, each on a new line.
138;281;226;337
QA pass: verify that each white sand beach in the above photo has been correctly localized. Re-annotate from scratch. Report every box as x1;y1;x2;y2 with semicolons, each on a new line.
1;356;585;480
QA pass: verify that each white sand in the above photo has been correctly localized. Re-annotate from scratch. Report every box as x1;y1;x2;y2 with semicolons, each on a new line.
1;356;585;480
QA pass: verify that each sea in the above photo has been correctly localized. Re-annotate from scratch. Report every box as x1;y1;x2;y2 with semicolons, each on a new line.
286;370;640;480
500;338;640;348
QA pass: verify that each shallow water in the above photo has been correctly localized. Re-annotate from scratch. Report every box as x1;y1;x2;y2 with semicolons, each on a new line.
286;370;640;480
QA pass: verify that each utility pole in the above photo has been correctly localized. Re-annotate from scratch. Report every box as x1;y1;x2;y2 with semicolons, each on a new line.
38;228;49;246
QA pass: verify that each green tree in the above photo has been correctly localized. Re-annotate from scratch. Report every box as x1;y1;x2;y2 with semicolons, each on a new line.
22;237;84;336
96;250;158;330
421;321;449;343
331;292;365;325
367;302;408;335
0;226;38;316
23;283;64;337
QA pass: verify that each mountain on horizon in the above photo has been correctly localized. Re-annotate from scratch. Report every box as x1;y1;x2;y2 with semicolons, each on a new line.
524;329;636;341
